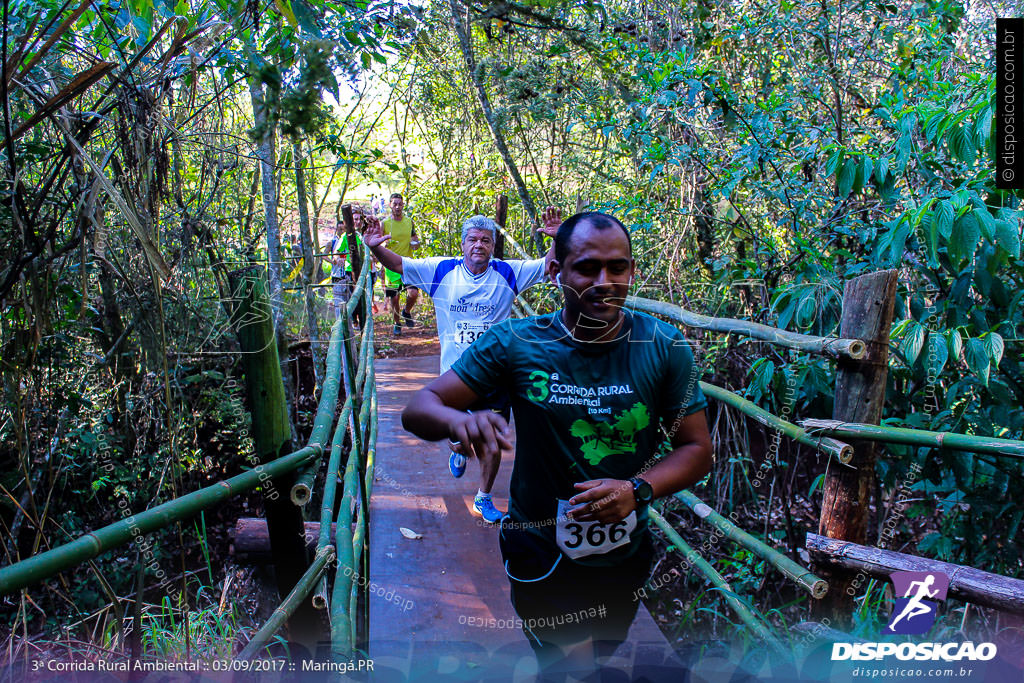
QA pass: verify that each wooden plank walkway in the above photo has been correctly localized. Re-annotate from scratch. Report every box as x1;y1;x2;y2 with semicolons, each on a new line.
366;355;687;681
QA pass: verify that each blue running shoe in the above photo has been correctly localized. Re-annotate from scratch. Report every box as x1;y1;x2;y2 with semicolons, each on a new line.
473;495;504;524
449;451;467;478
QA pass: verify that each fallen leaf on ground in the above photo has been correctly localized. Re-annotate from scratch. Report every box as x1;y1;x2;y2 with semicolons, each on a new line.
399;527;423;539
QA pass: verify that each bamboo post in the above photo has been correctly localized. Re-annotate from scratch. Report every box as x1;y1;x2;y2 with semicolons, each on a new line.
312;405;350;612
807;533;1024;615
341;204;362;282
816;270;898;618
344;245;371;321
700;382;853;463
360;380;378;646
290;317;346;505
494;194;507;260
317;397;353;551
492;215;534;262
229;266;318;642
627;296;866;360
649;509;786;653
675;490;828;598
331;427;363;660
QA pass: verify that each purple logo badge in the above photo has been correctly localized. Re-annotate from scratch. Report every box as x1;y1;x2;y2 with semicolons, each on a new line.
885;571;950;635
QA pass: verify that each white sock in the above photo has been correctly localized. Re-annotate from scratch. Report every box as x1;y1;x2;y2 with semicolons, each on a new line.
476;490;490;500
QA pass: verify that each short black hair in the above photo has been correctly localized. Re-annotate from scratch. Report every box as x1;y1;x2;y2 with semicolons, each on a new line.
554;212;632;263
390;192;403;201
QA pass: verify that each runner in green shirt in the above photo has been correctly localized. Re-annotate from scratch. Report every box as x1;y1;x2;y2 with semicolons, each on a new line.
326;206;374;329
401;211;712;675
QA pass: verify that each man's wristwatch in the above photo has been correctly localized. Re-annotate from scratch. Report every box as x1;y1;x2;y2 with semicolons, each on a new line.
629;477;654;505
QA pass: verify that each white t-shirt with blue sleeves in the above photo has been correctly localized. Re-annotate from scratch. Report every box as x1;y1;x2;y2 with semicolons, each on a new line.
401;256;546;374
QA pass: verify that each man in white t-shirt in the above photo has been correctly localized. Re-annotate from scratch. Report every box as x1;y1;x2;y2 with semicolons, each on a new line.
364;210;560;522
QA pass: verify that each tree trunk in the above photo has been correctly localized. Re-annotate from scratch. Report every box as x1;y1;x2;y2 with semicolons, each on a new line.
304;144;323;278
494;194;507;260
249;81;284;329
293;142;322;381
249;79;298;443
816;269;898;621
449;0;544;255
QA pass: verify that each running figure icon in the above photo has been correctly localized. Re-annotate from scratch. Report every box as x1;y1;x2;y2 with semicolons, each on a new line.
885;570;950;634
888;575;939;630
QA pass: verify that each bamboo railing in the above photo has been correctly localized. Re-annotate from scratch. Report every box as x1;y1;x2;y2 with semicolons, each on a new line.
700;382;852;464
0;264;363;595
236;545;337;660
0;444;320;594
799;419;1024;461
649;508;786;653
0;251;380;671
675;490;828;599
291;258;373;504
626;296;866;360
330;313;377;660
239;245;378;660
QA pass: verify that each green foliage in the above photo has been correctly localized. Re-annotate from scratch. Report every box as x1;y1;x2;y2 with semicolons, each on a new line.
397;0;1022;591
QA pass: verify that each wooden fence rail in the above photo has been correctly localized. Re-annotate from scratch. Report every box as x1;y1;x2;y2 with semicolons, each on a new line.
807;533;1024;615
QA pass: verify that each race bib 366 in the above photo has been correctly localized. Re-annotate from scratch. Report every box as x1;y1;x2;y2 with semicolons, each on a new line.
555;499;636;559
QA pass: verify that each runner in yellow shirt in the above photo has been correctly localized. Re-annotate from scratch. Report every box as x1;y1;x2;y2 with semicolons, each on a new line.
382;192;420;335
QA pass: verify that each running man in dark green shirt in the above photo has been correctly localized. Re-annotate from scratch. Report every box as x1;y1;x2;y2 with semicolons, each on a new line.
401;211;712;675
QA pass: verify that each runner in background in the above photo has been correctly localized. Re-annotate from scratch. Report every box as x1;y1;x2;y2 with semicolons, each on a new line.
381;193;420;335
339;205;375;329
325;205;378;329
363;209;561;522
326;221;348;321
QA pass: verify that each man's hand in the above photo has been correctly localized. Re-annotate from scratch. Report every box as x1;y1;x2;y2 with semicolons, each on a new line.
538;206;562;239
567;479;635;523
363;216;391;249
449;411;512;462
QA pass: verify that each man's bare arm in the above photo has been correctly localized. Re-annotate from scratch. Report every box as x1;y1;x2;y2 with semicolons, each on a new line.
538;206;560;274
363;216;404;273
402;371;512;460
642;410;713;498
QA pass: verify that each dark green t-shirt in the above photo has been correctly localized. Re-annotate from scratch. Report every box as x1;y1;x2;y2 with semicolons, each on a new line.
451;310;707;566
